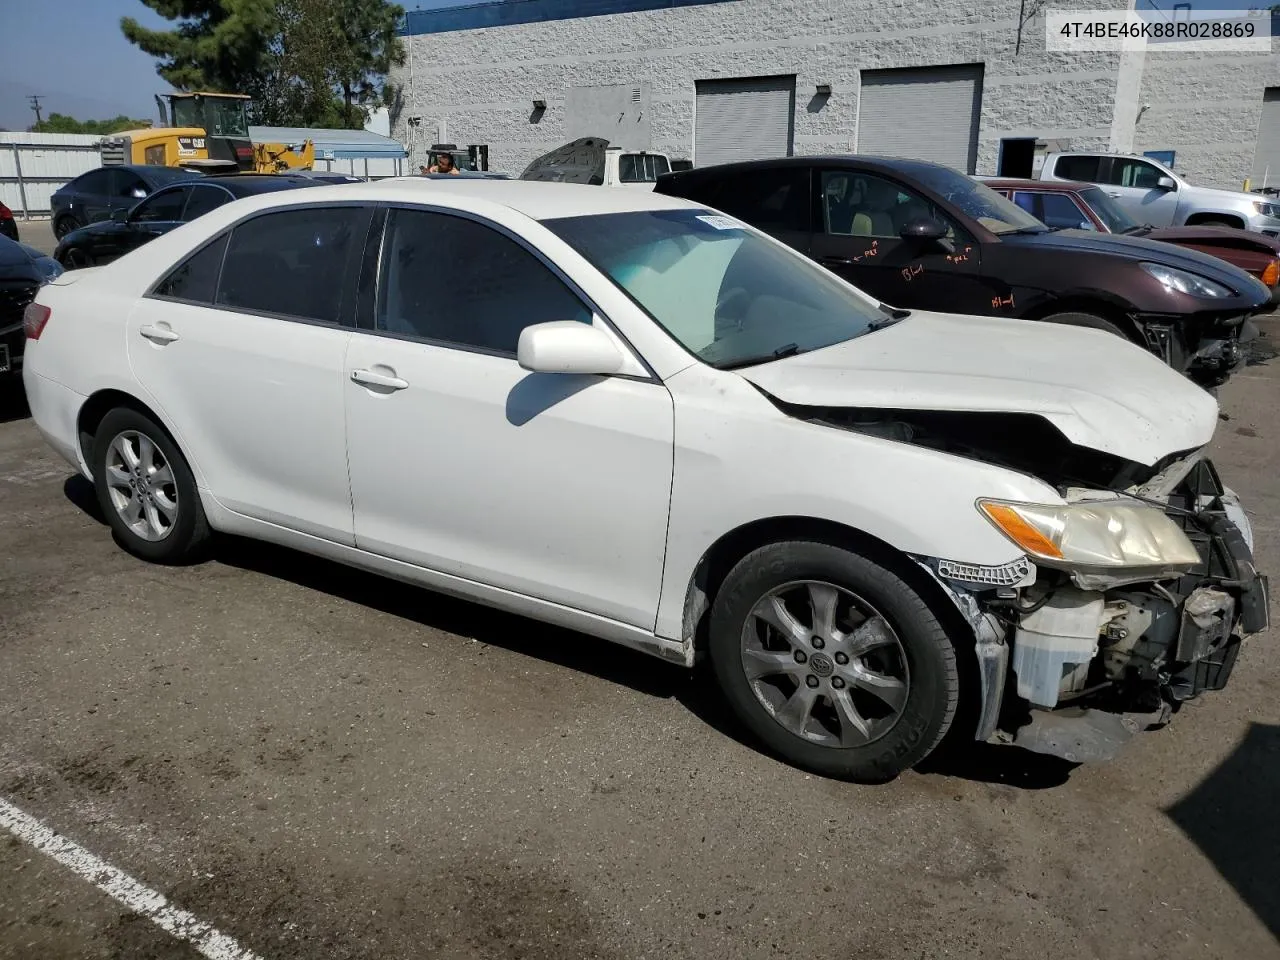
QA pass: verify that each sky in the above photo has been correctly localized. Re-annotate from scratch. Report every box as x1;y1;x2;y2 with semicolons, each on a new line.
0;0;483;132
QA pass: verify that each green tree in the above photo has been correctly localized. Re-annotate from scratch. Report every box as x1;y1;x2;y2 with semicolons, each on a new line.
121;0;404;129
32;113;151;135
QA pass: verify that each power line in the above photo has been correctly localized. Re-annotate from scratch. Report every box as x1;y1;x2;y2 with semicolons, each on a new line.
27;95;43;128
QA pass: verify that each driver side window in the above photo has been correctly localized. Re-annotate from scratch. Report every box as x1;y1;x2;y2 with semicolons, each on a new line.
133;187;189;223
819;171;956;241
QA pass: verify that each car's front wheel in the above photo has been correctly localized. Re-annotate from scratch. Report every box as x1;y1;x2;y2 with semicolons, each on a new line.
91;407;210;564
53;216;77;240
709;541;959;782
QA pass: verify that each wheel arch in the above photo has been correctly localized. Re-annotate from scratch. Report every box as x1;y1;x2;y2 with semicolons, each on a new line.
1021;296;1146;346
76;389;185;479
1184;211;1246;229
681;516;978;656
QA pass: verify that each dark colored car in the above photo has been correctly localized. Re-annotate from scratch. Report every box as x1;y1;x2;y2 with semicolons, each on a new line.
655;157;1272;388
49;165;204;240
55;174;324;269
983;177;1280;303
0;235;62;378
0;201;17;242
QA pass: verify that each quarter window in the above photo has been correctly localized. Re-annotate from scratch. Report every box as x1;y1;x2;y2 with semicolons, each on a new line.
153;234;229;304
72;169;112;195
376;209;591;354
215;207;365;324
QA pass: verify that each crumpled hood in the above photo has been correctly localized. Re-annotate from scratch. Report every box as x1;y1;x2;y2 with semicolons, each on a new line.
738;311;1219;466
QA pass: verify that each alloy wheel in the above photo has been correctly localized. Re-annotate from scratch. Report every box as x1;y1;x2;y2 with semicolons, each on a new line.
103;430;180;542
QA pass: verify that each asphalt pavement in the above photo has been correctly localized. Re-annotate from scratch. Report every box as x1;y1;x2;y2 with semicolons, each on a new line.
0;271;1277;959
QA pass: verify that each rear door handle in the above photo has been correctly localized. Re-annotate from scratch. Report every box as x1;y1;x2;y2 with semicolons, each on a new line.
138;323;179;344
351;368;409;390
820;256;857;267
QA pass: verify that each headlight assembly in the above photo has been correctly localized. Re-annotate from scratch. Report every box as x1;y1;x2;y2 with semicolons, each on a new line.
1140;262;1232;299
977;499;1202;576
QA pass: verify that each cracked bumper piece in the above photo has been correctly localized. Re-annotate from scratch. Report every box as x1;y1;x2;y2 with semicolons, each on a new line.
980;460;1267;762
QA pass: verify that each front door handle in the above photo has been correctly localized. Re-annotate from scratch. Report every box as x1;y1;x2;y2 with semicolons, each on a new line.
139;323;179;344
1107;191;1122;198
351;368;409;390
820;256;857;267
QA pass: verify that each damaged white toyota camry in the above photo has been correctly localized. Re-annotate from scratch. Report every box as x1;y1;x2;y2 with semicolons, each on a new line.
21;179;1269;782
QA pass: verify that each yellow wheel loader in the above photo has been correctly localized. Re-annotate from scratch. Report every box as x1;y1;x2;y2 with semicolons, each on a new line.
100;93;314;174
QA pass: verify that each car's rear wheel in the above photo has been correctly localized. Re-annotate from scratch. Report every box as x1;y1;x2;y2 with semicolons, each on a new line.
91;407;210;564
53;216;77;240
708;541;959;782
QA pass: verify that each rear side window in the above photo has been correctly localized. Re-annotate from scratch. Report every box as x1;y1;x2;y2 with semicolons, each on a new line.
153;234;229;303
71;169;112;195
182;185;230;221
691;169;811;234
133;187;189;223
376;208;591;354
1011;191;1094;230
215;207;365;324
1053;155;1102;182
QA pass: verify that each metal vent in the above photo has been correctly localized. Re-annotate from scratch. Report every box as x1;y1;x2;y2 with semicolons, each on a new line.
632;87;642;103
99;139;126;166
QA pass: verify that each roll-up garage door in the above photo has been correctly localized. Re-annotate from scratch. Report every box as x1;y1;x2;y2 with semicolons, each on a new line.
694;76;796;167
858;65;985;173
1252;88;1280;187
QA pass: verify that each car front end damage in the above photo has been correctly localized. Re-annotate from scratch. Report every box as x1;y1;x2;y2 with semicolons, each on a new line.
1137;310;1258;389
923;454;1268;762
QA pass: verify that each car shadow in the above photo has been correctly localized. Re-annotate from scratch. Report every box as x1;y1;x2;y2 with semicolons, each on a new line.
1165;722;1280;942
57;482;1086;789
0;377;29;423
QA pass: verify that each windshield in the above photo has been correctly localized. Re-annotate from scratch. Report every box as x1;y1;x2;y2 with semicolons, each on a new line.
893;161;1046;235
171;97;248;138
545;209;890;369
1079;186;1141;233
618;154;671;183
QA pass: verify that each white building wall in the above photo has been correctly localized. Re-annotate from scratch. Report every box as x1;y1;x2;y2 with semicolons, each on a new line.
394;0;1130;177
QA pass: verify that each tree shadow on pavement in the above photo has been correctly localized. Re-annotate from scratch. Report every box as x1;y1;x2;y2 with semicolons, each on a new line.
1165;721;1280;942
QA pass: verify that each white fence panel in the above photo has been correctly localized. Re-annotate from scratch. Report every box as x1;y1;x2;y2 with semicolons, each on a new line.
0;135;103;217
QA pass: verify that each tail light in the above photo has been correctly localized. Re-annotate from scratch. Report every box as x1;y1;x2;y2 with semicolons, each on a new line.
1263;258;1279;288
23;302;50;340
235;146;253;157
0;203;12;221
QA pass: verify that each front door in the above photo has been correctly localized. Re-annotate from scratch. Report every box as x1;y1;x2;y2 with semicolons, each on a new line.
1103;156;1180;227
809;169;989;313
94;185;191;265
108;168;150;219
344;206;674;629
126;204;371;543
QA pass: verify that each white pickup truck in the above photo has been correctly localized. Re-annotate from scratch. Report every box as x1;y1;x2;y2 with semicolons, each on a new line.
1037;151;1280;236
520;137;672;189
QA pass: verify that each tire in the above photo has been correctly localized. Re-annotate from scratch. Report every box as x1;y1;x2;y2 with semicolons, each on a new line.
708;541;959;782
61;248;91;270
53;216;78;240
91;407;210;564
1190;217;1240;229
1039;311;1129;341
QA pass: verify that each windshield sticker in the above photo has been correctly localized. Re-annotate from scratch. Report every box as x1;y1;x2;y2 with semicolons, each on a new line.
696;214;743;231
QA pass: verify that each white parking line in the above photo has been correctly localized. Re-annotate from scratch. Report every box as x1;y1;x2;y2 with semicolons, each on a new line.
0;796;265;960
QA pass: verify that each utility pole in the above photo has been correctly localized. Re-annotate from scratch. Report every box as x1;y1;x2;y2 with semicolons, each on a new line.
27;95;43;129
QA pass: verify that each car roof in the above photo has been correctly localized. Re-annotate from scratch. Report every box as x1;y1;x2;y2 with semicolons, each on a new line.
665;154;957;177
185;174;324;196
264;177;702;221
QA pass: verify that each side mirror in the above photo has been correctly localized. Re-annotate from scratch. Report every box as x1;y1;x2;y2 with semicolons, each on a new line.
1156;176;1176;191
899;218;948;241
131;188;148;199
112;209;129;223
517;321;624;375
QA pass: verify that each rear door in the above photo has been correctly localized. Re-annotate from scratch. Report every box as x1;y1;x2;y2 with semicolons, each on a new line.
126;202;372;542
70;169;115;225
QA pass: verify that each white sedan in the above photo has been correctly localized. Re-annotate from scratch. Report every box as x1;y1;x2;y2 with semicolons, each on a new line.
22;179;1268;781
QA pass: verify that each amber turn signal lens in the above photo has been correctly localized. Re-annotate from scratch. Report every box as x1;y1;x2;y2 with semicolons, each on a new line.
978;502;1065;560
1262;258;1279;288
